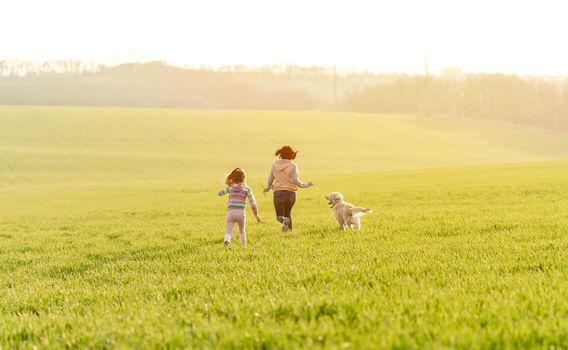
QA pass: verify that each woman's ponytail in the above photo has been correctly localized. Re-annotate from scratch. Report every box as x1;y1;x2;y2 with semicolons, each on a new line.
275;145;298;160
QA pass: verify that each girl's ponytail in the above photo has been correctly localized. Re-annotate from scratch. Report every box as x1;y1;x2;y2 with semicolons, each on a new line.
225;167;246;185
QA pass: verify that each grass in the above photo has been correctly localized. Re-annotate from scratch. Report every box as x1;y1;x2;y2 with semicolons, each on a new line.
3;106;568;188
2;106;568;348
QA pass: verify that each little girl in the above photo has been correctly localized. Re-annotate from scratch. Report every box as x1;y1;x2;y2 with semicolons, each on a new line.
218;168;261;246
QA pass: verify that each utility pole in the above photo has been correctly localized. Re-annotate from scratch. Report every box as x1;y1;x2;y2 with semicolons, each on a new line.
424;53;431;116
333;65;338;110
128;50;134;64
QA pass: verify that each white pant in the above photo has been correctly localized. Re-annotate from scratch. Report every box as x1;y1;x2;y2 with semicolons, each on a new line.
225;209;246;245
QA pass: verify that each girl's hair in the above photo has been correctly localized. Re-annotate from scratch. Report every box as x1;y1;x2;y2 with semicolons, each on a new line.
225;167;246;185
275;145;298;160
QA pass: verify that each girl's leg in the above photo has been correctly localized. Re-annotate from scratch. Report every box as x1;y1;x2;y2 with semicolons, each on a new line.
283;191;297;230
236;213;247;246
225;214;235;244
225;210;239;244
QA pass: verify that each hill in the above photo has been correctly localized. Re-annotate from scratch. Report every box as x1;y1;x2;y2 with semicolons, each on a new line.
2;106;568;189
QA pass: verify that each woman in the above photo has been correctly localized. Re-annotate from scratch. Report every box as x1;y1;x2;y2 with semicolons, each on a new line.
263;145;314;231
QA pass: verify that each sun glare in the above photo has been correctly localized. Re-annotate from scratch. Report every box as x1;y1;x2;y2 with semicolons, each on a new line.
2;0;568;74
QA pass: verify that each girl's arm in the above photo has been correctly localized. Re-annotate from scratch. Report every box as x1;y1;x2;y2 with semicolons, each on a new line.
291;164;313;188
218;187;229;196
247;188;260;220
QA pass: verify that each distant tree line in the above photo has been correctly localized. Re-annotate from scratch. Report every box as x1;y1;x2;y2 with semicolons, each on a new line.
342;74;568;131
0;60;389;110
1;60;568;131
0;60;103;76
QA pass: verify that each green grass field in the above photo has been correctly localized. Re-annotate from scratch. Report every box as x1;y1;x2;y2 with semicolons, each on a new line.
2;106;568;348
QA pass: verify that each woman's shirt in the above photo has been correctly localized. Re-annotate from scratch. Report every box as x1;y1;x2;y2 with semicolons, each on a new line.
266;159;309;192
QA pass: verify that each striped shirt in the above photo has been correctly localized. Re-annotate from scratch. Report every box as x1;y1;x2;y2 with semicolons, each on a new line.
218;183;258;215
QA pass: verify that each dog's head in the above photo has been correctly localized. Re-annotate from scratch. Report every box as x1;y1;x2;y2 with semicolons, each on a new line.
325;192;344;207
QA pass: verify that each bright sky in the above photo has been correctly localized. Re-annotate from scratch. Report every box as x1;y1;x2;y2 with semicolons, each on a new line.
2;0;567;75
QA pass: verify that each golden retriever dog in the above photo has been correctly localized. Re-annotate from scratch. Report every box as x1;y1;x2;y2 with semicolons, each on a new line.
325;192;372;230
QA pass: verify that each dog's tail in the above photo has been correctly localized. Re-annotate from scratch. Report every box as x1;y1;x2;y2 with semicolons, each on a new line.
350;207;372;216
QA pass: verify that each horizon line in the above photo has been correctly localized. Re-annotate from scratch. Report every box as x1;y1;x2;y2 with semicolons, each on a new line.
1;58;567;79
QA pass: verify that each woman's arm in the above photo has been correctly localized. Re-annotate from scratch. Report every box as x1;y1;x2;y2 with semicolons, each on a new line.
291;164;313;188
264;167;274;192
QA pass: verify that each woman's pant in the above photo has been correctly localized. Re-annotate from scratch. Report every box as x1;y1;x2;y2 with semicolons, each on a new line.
225;208;246;245
273;190;296;229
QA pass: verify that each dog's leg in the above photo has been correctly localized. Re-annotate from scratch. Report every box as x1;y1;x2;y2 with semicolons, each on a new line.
336;217;346;230
345;216;354;230
342;215;350;230
354;217;361;230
